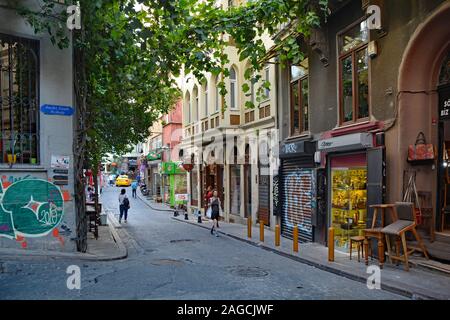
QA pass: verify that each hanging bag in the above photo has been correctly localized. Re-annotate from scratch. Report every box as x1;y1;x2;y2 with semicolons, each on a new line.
407;132;435;163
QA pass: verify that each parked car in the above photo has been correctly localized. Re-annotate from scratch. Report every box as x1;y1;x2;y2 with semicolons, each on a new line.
115;175;131;187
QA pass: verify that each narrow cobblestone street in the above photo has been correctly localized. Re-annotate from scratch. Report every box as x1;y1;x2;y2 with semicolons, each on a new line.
0;187;405;300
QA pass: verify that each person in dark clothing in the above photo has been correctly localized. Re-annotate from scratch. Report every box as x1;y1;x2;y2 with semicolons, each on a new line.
209;190;222;237
118;188;130;224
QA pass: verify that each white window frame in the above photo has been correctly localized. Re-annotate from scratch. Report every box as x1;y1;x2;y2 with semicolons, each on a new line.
264;65;270;99
230;67;238;109
215;78;220;112
204;84;209;117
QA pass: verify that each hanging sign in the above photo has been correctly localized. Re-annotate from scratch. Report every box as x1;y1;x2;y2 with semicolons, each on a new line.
41;104;74;116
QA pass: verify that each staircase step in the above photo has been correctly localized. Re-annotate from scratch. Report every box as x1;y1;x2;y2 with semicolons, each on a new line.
410;257;450;276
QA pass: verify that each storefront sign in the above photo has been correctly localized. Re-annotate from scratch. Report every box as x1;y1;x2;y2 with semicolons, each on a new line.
279;140;316;159
439;85;450;120
318;133;373;152
175;194;189;202
41;104;74;116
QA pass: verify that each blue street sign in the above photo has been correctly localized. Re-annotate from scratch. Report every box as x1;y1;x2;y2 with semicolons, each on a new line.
40;104;74;116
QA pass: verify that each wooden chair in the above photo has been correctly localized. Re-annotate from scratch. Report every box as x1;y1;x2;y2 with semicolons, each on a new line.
381;202;429;271
417;191;435;242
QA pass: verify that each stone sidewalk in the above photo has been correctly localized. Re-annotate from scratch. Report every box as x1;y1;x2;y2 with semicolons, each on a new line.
0;214;127;262
135;194;450;300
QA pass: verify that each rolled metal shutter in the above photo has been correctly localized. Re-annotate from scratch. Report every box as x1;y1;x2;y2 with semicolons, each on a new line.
258;164;270;226
280;158;315;242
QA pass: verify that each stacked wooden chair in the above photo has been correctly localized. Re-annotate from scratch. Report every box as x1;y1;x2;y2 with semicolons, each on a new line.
381;202;429;271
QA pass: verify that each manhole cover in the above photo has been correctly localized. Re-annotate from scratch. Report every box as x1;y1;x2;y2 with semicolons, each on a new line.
227;266;269;278
151;259;185;266
170;239;199;244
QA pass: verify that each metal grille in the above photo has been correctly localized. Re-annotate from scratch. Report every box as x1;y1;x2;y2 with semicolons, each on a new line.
280;158;315;242
0;33;39;165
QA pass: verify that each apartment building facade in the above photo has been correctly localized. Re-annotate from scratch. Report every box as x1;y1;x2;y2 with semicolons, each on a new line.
178;0;280;228
0;1;76;252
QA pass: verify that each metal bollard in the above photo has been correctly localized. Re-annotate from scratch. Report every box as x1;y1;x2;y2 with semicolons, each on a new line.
247;217;252;238
328;227;334;262
293;225;299;252
275;225;280;247
260;220;264;242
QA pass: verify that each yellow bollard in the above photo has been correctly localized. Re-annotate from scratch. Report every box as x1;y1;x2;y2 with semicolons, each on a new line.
247;217;252;238
275;225;280;247
260;220;264;242
293;225;299;252
328;227;335;262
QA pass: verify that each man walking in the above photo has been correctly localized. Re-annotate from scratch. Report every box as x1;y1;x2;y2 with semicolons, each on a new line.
131;180;138;198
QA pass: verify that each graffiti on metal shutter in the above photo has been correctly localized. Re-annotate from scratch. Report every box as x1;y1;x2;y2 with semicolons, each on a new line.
282;169;314;234
273;175;280;216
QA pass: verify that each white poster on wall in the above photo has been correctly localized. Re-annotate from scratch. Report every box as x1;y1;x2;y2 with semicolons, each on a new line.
51;155;70;169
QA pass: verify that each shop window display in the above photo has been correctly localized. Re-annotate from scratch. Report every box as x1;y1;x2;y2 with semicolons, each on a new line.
331;168;367;251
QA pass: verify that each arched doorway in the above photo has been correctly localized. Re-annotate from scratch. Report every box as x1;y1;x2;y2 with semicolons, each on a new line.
395;2;450;233
437;51;450;233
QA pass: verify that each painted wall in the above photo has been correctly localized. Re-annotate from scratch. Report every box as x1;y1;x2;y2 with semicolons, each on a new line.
0;3;75;252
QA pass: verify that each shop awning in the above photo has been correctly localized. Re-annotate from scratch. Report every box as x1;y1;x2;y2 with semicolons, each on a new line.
318;133;373;153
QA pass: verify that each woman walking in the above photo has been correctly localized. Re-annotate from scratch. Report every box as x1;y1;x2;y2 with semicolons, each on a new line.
209;190;221;237
118;188;130;224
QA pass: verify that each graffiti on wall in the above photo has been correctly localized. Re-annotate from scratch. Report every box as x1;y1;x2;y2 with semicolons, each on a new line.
0;177;65;248
282;169;315;235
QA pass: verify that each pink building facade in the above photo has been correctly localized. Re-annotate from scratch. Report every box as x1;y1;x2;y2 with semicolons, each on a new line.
162;99;183;162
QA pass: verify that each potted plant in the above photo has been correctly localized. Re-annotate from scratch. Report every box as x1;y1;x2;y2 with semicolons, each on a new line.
6;140;18;164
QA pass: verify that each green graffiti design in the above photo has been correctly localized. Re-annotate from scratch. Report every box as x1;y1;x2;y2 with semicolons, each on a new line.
0;179;64;239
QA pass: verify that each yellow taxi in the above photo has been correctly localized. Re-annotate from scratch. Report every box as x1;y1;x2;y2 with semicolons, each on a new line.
115;175;131;187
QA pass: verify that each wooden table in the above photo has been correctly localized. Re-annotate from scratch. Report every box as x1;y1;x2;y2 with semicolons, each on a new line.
363;204;398;268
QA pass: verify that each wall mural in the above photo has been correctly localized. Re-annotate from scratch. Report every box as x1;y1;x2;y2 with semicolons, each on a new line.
0;178;65;248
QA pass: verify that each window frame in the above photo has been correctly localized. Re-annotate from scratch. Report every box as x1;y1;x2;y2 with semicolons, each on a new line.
229;67;238;110
264;64;270;99
215;77;220;112
0;33;40;165
289;62;309;137
193;86;199;122
185;92;191;124
337;18;371;125
204;83;208;118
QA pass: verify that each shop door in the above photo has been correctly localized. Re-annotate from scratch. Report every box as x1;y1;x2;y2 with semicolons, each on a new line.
315;168;327;245
367;147;386;226
216;165;224;210
330;153;368;251
230;165;241;215
258;163;270;226
280;158;315;242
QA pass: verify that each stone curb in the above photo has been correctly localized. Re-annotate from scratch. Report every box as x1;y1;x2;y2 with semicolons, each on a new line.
172;216;444;300
136;193;175;213
0;218;127;262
